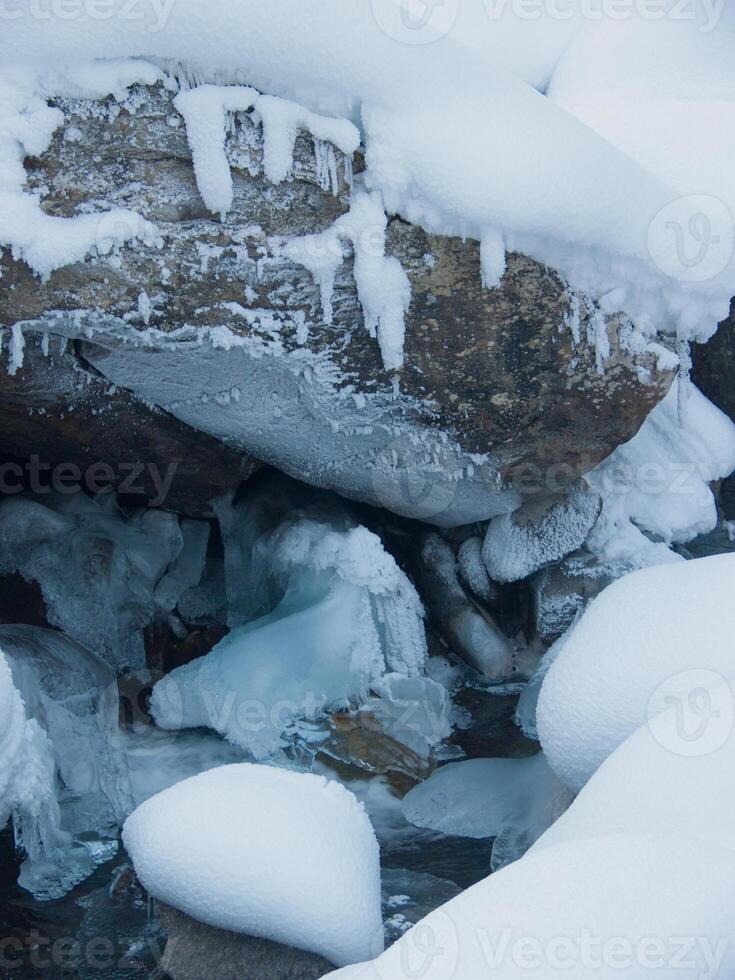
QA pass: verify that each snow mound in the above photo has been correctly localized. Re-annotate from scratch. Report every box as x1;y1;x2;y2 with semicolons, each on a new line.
402;752;572;871
533;685;735;857
325;833;735;980
123;764;383;967
537;553;735;791
587;380;735;567
151;519;427;758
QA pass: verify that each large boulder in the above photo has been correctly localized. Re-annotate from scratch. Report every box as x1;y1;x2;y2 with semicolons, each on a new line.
2;80;675;525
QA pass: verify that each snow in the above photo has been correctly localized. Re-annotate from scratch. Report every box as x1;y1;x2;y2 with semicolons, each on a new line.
0;62;160;278
549;16;735;222
325;833;735;980
402;752;573;871
587;380;735;567
174;85;359;218
123;764;384;967
537;553;735;792
2;3;734;357
533;686;735;858
151;519;427;758
483;481;602;584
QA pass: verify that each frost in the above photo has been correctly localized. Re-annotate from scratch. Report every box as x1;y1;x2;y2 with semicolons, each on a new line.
0;64;159;278
482;480;602;584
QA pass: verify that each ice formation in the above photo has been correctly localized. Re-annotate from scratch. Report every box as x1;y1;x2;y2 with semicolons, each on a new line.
537;553;735;792
151;518;427;758
586;380;735;567
326;834;735;980
402;752;573;871
283;189;411;370
0;641;60;893
0;494;198;670
0;621;247;900
123;764;384;967
0;625;128;898
174;84;360;217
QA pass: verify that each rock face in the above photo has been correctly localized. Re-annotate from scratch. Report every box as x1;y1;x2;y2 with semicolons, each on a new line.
1;80;675;525
0;330;261;516
157;903;335;980
693;304;735;517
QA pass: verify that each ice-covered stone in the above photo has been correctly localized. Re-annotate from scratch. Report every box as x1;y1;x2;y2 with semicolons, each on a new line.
457;536;502;607
483;480;602;584
531;550;630;644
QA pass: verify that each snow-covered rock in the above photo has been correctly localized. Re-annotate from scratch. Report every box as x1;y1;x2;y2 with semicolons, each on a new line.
586;380;735;567
325;833;735;980
123;764;384;967
483;481;602;584
4;4;735;343
533;688;735;858
537;553;735;791
2;78;674;527
402;752;572;872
